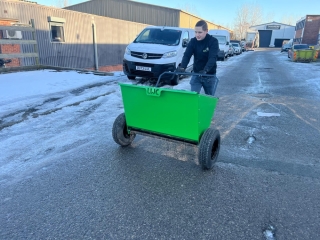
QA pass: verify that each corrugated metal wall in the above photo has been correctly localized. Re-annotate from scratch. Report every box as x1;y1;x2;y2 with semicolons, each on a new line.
65;0;180;27
0;0;148;68
179;11;232;32
65;0;232;33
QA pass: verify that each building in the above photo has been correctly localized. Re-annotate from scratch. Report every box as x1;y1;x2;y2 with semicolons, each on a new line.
294;15;320;45
249;21;295;48
65;0;232;32
0;0;148;70
1;0;232;71
0;18;21;67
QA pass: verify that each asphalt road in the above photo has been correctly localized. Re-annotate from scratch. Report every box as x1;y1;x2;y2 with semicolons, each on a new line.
1;49;320;239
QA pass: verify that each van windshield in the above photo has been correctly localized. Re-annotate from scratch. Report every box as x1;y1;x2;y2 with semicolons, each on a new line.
211;35;226;44
134;28;182;46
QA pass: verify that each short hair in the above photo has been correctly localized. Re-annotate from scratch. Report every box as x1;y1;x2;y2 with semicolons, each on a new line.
195;20;208;31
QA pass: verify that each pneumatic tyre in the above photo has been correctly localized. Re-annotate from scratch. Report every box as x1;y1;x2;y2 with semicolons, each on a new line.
198;128;220;170
112;113;135;146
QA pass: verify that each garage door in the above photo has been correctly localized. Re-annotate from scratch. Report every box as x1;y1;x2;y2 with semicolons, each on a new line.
274;39;290;47
258;30;272;47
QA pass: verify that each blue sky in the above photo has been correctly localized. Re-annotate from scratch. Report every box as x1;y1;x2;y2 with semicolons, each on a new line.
37;0;320;28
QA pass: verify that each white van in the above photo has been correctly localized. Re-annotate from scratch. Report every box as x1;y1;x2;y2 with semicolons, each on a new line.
123;26;195;84
208;29;231;61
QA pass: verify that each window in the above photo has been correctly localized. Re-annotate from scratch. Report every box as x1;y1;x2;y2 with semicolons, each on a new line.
48;16;66;43
50;23;65;42
181;31;189;47
134;28;182;46
182;31;189;41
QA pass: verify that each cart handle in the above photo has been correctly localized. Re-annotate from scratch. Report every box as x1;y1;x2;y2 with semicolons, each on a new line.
156;71;216;87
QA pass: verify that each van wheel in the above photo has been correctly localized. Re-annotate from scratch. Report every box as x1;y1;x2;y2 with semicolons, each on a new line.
221;56;225;61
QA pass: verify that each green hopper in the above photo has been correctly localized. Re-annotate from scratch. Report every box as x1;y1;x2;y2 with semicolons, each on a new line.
112;73;220;170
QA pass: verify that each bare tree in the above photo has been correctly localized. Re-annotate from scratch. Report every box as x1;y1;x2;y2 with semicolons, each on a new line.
233;3;263;40
281;14;300;25
264;12;275;23
249;3;263;26
233;4;250;40
177;3;200;18
54;0;70;8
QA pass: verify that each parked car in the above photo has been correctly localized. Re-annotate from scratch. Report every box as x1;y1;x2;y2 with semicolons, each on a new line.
281;43;292;52
231;43;242;55
240;41;246;52
208;29;231;61
288;44;310;59
123;26;195;84
227;44;235;57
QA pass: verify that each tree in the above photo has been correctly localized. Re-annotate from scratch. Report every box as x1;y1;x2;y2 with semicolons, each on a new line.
233;3;263;40
264;12;275;23
281;14;300;26
177;3;200;18
54;0;70;8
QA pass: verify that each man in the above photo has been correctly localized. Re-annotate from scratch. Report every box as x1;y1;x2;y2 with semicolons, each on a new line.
177;20;219;96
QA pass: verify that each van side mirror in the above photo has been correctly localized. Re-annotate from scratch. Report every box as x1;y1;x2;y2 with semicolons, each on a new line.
226;42;229;45
182;39;188;47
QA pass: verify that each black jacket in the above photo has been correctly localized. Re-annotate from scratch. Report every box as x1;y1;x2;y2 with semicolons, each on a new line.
180;34;219;74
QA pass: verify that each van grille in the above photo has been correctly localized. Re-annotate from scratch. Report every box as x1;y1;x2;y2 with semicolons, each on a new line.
133;62;154;67
131;51;163;59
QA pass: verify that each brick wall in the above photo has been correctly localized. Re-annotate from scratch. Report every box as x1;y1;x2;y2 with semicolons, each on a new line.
99;64;122;72
0;20;20;67
302;15;320;45
295;29;303;42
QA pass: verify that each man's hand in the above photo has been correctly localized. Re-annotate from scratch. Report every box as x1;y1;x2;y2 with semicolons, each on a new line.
175;67;185;73
198;70;207;77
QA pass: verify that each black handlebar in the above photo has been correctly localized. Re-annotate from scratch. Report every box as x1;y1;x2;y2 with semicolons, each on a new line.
156;71;216;87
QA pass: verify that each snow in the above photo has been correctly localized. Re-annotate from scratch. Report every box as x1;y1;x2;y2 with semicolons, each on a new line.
1;50;319;184
0;55;247;183
257;112;280;117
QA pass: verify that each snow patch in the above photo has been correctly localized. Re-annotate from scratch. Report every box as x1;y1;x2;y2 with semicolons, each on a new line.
257;112;280;117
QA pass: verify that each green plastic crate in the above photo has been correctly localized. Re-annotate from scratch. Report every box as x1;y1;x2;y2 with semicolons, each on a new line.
119;83;218;143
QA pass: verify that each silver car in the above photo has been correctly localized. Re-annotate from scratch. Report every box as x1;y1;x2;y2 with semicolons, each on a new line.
231;43;242;55
228;44;235;57
281;43;292;52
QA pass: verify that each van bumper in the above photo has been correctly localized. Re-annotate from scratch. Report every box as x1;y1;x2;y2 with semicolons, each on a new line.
123;60;176;79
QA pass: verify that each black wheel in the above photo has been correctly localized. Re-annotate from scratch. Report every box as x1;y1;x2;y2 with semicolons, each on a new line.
127;75;135;80
112;113;135;146
221;56;225;61
198;128;220;170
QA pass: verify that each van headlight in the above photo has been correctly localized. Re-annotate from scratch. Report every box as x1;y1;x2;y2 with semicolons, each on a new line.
125;47;131;55
162;50;177;58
